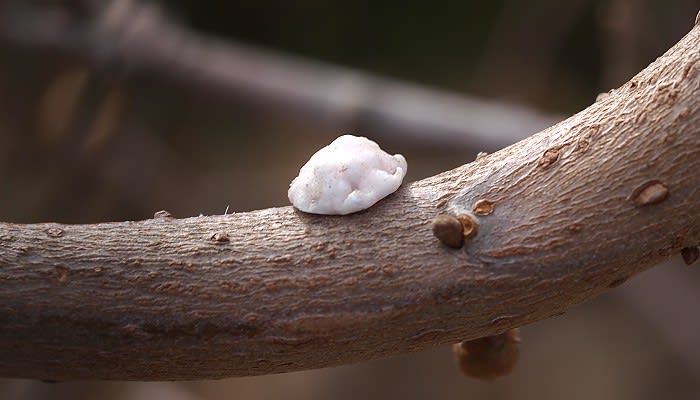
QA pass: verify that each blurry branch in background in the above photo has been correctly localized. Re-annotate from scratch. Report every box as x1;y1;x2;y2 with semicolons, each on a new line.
0;11;698;380
615;262;700;379
598;0;645;88
0;0;562;152
474;0;593;101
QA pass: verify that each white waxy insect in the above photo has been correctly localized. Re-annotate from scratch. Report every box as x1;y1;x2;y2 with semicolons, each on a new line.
288;135;407;215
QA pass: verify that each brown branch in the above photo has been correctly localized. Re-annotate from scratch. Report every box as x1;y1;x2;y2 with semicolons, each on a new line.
1;9;699;382
0;0;560;151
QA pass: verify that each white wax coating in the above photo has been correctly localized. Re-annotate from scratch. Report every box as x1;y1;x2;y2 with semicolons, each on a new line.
288;135;407;215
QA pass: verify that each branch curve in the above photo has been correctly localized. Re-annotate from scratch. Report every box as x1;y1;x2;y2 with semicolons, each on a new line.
1;17;699;381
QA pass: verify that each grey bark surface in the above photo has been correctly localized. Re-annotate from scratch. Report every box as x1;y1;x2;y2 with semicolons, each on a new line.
1;19;699;381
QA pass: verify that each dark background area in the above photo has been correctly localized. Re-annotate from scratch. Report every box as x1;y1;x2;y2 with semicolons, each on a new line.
1;1;699;399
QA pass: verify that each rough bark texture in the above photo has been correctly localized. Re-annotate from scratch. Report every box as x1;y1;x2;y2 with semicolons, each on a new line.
1;20;699;382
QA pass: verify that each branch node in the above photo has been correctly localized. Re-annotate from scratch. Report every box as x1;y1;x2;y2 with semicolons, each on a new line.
630;180;669;206
46;227;65;238
210;232;230;243
472;199;495;216
453;328;521;380
608;276;628;288
681;246;699;265
153;210;173;219
432;215;464;248
538;147;562;169
457;214;478;239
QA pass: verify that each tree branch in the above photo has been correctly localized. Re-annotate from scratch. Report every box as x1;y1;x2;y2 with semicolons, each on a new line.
1;10;699;382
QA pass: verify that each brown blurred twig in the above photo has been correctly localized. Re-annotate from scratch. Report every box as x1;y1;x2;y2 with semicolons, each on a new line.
615;261;700;379
475;0;593;103
0;0;561;152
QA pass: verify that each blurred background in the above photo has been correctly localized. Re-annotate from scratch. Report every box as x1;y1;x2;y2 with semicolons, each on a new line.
1;0;699;399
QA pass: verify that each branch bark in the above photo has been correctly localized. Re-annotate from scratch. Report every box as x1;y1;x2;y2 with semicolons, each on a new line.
1;13;699;382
